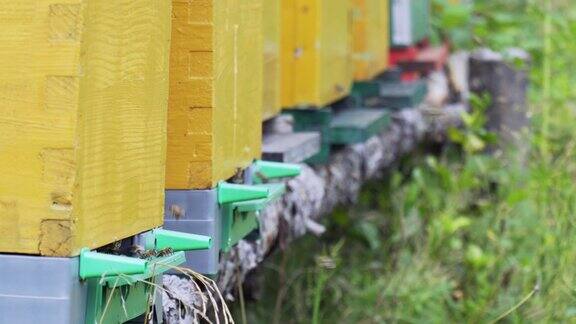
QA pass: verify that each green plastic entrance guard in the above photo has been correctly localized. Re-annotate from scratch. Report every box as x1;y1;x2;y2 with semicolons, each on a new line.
84;252;187;324
216;161;303;252
219;183;286;251
252;160;302;183
81;228;212;323
145;229;212;252
79;248;147;280
217;182;270;204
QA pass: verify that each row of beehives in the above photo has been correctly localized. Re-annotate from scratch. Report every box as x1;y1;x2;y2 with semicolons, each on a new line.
0;1;436;322
0;0;431;259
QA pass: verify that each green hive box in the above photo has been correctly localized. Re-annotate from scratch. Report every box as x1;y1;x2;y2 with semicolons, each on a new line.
390;0;431;47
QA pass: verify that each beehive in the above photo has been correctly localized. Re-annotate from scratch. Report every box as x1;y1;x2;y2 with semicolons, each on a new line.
412;0;430;44
167;0;264;190
281;0;353;109
351;0;390;81
390;0;430;47
263;0;282;120
0;1;171;256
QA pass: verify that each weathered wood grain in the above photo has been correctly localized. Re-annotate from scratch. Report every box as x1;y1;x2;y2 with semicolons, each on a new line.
351;0;390;81
469;48;530;157
166;0;264;190
0;1;171;256
263;0;282;120
281;0;353;108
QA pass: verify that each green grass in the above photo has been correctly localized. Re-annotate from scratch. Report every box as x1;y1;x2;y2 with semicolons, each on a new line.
236;1;576;323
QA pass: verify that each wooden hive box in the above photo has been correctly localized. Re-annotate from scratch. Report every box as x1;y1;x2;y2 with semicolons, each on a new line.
351;0;390;81
263;0;282;120
390;0;431;47
167;0;264;190
0;1;172;256
281;0;353;109
411;0;430;44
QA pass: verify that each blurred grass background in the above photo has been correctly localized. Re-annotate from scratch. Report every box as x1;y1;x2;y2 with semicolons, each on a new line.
236;0;576;322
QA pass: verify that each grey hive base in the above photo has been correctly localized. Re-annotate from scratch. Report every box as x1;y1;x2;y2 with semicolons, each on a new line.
262;132;321;163
0;254;87;324
164;189;222;275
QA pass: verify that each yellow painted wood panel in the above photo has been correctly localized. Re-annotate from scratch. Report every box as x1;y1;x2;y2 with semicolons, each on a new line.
281;0;353;109
167;0;263;190
0;1;171;256
378;0;391;73
263;0;282;120
351;0;390;80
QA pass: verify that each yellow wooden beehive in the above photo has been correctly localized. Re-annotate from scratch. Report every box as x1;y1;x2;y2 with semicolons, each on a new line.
167;0;263;190
263;0;282;120
0;1;171;256
281;0;353;109
351;0;390;81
